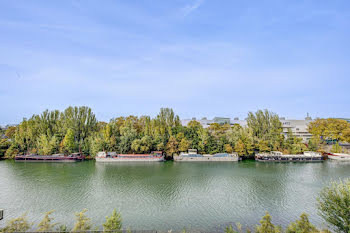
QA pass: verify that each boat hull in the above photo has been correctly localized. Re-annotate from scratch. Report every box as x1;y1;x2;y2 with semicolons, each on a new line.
15;157;83;162
96;157;165;162
328;155;350;161
15;159;80;163
255;158;323;162
15;154;84;162
174;156;239;162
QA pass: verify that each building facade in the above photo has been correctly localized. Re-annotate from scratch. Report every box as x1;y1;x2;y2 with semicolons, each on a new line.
181;116;313;142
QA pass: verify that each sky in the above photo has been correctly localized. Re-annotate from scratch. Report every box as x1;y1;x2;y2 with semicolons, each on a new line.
0;0;350;124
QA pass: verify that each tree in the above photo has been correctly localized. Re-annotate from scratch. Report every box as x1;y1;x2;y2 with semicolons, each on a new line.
342;128;350;143
178;138;191;152
317;179;350;233
224;144;233;153
331;142;342;153
309;118;350;142
71;209;92;232
247;109;282;147
131;139;142;153
103;209;122;232
2;213;32;233
186;120;202;149
119;124;138;153
131;136;152;153
61;129;76;154
307;138;319;152
234;139;246;156
286;213;318;233
198;128;210;154
37;210;57;232
255;212;281;233
284;129;307;154
37;134;51;155
5;126;16;139
0;139;11;159
61;106;97;143
89;134;105;157
166;136;178;156
258;140;270;152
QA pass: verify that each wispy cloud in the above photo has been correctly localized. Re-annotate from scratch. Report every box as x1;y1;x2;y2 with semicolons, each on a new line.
181;0;204;17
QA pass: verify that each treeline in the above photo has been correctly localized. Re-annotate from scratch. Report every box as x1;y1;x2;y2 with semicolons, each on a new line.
1;106;350;159
1;179;349;233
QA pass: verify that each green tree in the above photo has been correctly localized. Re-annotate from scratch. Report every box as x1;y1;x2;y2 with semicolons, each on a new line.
307;138;319;152
119;123;138;153
224;144;233;153
286;213;318;233
2;213;32;233
186;120;203;149
234;139;246;156
198;128;210;154
37;210;57;232
342;128;350;143
317;179;350;233
71;209;92;232
0;138;11;159
89;134;105;157
258;140;270;152
131;139;142;153
103;209;122;232
60;129;76;154
255;212;281;233
61;106;97;143
37;134;51;155
309;118;350;142
178;138;191;152
331;142;342;153
5;126;16;139
166;136;178;156
247;109;282;148
284;129;307;154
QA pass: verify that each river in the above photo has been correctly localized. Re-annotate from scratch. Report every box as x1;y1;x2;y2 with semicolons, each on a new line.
0;160;349;231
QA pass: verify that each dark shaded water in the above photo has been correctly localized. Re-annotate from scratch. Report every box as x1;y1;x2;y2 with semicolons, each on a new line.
0;160;349;231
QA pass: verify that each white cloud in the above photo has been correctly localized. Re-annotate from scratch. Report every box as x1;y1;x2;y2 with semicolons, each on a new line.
181;0;204;17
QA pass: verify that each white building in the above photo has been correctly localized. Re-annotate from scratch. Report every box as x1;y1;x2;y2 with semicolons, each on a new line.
279;117;313;142
181;116;313;142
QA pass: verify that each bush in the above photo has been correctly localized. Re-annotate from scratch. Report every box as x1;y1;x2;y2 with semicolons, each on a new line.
103;209;122;232
1;213;32;233
286;213;318;233
255;212;281;233
317;179;350;233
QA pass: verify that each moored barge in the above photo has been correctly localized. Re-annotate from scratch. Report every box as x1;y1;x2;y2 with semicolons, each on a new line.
174;149;239;162
327;153;350;161
15;153;84;162
255;151;323;162
95;151;165;162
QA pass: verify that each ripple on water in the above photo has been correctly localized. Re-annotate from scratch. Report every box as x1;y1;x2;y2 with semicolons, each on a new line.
0;160;349;231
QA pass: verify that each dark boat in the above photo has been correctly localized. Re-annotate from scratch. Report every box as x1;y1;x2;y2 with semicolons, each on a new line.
15;153;84;162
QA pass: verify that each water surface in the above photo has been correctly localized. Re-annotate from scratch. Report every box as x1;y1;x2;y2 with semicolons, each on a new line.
0;160;349;231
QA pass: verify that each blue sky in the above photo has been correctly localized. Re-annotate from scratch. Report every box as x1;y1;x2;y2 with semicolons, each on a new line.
1;0;350;124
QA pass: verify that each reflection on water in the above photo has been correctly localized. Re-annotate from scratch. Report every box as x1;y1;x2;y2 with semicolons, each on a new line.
0;160;349;231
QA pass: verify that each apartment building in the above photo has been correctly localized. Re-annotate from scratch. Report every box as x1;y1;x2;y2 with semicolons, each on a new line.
181;116;313;142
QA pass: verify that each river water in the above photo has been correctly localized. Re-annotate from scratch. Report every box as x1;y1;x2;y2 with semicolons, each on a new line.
0;160;349;231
